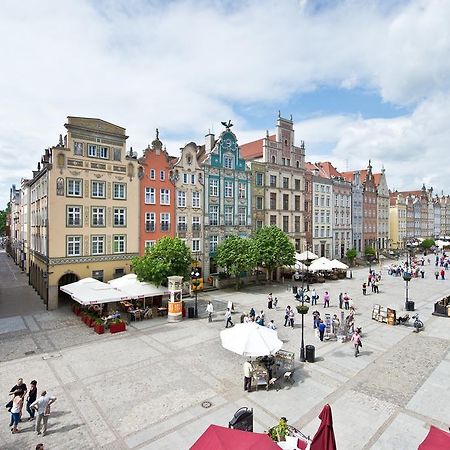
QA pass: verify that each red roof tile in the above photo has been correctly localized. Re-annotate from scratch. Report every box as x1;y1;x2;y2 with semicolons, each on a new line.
240;135;276;160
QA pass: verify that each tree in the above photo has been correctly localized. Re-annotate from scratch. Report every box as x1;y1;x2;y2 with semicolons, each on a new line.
132;237;192;286
215;236;256;289
0;203;10;236
253;226;295;280
364;246;376;257
420;239;435;250
346;248;357;266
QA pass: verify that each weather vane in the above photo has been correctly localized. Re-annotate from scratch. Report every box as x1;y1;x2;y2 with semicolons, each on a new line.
221;120;233;130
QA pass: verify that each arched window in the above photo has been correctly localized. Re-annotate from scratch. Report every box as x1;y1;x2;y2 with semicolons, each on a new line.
271;155;276;164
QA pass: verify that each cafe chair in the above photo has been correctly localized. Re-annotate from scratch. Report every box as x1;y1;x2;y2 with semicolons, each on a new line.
143;307;153;319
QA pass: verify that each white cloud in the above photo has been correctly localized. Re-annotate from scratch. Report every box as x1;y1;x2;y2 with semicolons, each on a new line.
1;0;450;206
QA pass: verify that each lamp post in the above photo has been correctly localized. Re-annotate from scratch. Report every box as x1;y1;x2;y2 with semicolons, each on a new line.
403;243;412;310
191;269;200;318
296;250;312;362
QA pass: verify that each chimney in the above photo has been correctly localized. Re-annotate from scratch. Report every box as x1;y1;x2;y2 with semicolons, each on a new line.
205;131;215;153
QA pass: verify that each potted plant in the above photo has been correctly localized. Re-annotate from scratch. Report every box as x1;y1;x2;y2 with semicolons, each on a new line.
94;318;105;335
296;305;309;314
268;417;289;442
110;318;126;334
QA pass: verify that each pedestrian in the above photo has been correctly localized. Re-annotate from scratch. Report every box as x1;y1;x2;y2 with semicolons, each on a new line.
343;293;350;310
284;306;291;327
267;320;276;330
36;444;44;450
224;308;233;328
288;309;295;328
31;390;57;436
6;378;27;416
311;288;318;305
206;301;214;322
312;310;320;328
240;312;246;323
323;291;330;308
243;360;253;392
362;283;367;295
9;392;24;433
420;269;425;279
26;380;38;421
244;314;251;323
267;293;273;309
249;307;256;320
256;315;263;325
273;297;278;309
435;269;439;280
351;330;362;357
339;292;343;309
441;269;445;280
332;314;340;334
318;319;326;341
373;280;379;294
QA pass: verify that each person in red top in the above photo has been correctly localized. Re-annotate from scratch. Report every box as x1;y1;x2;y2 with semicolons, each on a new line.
351;330;362;357
440;269;445;280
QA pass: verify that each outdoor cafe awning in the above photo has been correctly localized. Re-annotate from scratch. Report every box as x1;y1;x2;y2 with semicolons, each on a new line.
108;274;168;299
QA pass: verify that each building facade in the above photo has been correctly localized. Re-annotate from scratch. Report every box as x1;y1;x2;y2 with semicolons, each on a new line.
375;168;390;251
389;192;406;250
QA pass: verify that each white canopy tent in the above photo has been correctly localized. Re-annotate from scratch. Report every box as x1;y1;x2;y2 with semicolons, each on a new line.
330;259;349;270
60;277;128;305
309;257;335;272
296;251;319;262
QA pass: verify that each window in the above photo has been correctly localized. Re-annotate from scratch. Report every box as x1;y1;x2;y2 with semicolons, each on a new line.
281;158;285;166
209;179;219;196
91;181;105;198
256;220;263;229
73;142;83;156
192;191;200;208
145;187;155;204
113;148;121;161
183;173;189;184
239;182;246;199
67;206;82;226
192;239;200;252
283;194;289;210
210;236;218;253
145;212;155;232
294;179;301;190
283;177;289;189
67;236;81;256
295;195;301;210
269;175;277;187
191;174;196;184
270;215;277;225
238;207;246;226
270;193;277;210
256;197;263;210
320;196;324;206
326;186;330;193
114;208;126;226
145;240;155;249
305;200;309;212
160;170;165;181
113;235;125;253
177;190;186;207
314;196;319;206
91;235;105;255
160;189;170;205
256;172;264;186
209;205;219;226
224;206;233;226
192;216;201;231
326;197;330;207
160;213;170;231
92;207;105;226
67;179;82;197
88;144;97;157
99;146;109;159
113;183;126;199
224;155;233;169
283;216;289;232
224;180;233;198
150;169;155;180
295;216;301;232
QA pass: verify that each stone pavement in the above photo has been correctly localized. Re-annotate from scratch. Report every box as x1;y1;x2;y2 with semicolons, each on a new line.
0;249;449;449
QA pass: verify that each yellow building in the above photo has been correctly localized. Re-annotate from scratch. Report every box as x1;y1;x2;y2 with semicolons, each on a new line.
389;192;406;250
28;117;139;309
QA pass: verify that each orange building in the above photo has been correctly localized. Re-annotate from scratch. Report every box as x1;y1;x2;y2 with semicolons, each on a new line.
138;130;175;254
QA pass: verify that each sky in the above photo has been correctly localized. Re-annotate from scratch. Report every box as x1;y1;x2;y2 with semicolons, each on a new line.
1;0;450;208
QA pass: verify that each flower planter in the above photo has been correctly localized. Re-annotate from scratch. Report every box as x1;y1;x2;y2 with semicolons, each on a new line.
94;324;105;334
110;322;126;334
296;305;309;314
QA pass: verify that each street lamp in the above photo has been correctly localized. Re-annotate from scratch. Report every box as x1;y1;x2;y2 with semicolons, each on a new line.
296;251;312;362
191;269;200;318
403;243;413;310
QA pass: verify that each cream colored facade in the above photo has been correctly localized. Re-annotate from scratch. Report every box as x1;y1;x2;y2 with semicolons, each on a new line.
389;194;406;249
376;169;390;250
28;117;140;309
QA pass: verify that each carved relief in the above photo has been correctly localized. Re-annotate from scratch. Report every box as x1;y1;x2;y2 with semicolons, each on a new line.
56;178;64;196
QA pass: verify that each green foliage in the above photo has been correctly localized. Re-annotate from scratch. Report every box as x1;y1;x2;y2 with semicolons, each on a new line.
296;305;309;314
364;246;376;257
253;226;295;277
215;236;256;289
269;417;289;442
0;203;10;235
420;239;435;249
132;237;191;286
346;248;357;260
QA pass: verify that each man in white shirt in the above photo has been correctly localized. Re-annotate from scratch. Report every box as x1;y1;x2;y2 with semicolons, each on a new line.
267;320;277;330
243;360;253;392
205;301;214;322
31;391;57;436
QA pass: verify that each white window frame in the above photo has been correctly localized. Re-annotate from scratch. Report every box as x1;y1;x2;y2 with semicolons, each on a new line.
91;235;105;255
177;190;186;207
91;181;106;198
160;189;170;205
209;205;219;226
192;191;200;208
92;207;105;226
67;206;82;226
210;236;218;253
224;205;233;226
145;187;155;204
224;180;233;198
113;183;126;200
88;144;97;157
192;239;200;252
239;182;246;199
238;207;246;226
113;235;126;253
224;155;233;169
114;208;126;226
98;146;109;159
160;213;170;231
67;236;82;256
150;169;155;180
209;179;219;197
160;170;165;181
67;179;82;197
145;212;155;232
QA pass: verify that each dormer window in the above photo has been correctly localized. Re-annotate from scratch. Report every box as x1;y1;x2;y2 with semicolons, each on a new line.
224;154;233;169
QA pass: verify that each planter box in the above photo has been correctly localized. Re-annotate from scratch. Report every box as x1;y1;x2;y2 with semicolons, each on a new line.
94;324;104;334
110;322;126;334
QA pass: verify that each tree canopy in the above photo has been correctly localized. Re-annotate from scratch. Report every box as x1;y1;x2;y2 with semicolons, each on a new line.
364;246;376;257
132;237;192;286
419;239;435;250
0;203;10;236
346;248;357;266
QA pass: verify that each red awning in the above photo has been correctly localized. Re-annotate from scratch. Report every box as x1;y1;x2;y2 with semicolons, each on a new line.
190;424;280;450
310;404;337;450
418;425;450;449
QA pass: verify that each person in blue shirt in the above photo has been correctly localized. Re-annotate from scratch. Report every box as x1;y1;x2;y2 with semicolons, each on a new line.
318;319;326;341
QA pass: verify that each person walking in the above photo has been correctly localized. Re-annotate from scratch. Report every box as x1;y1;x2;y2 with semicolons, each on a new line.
420;268;425;279
9;392;24;433
259;310;265;326
440;269;445;280
343;293;350;310
249;307;256;320
288;309;295;328
31;391;57;436
273;297;278;309
339;292;343;309
267;320;276;330
435;269;439;280
205;301;214;323
312;310;320;329
26;380;38;421
267;293;273;309
323;291;330;308
6;378;27;417
243;360;253;392
224;308;233;328
284;306;291;327
311;288;318;305
362;283;367;295
351;330;362;357
318;319;326;341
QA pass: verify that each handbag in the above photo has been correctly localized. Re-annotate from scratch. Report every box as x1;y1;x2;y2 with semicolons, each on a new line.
5;400;13;411
358;341;362;347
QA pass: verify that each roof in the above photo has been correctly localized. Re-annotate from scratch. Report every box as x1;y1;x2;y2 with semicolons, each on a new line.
240;135;276;160
315;161;342;179
341;169;382;186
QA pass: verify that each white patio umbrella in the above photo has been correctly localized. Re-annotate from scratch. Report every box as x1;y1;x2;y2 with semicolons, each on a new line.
220;323;283;357
309;257;335;272
330;259;349;270
296;250;319;261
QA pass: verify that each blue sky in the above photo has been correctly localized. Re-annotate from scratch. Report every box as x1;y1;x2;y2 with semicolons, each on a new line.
1;0;450;208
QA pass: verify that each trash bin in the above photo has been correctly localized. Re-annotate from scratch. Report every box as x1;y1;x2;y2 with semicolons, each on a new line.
406;301;415;311
188;307;195;318
292;286;298;294
306;345;315;363
229;407;253;432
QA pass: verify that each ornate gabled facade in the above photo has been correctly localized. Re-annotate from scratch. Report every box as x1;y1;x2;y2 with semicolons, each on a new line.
240;115;306;252
202;123;252;279
361;162;377;250
138;130;176;254
342;170;363;254
433;196;441;238
375;168;389;251
389;191;406;249
172;142;204;260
